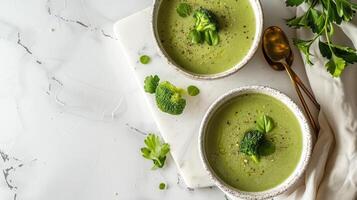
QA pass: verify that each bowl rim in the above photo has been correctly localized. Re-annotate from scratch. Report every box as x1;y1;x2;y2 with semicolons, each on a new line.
151;0;264;80
198;85;313;199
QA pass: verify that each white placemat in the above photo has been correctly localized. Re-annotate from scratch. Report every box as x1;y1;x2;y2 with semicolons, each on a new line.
113;7;313;188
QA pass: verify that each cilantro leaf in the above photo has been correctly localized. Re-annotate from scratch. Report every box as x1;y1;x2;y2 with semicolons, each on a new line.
287;0;357;77
287;12;310;28
319;40;333;59
319;41;357;64
335;0;355;21
293;39;313;64
330;44;357;64
141;134;170;169
308;8;325;33
324;0;344;24
286;0;305;7
326;54;346;77
256;115;275;133
176;3;192;17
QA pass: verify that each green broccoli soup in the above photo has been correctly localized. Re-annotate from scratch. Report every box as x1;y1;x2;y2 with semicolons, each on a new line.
157;0;256;74
206;93;303;192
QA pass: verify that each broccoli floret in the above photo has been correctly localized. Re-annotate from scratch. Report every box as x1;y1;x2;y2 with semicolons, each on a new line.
239;130;265;163
193;8;219;32
144;75;160;94
192;8;219;46
155;81;186;115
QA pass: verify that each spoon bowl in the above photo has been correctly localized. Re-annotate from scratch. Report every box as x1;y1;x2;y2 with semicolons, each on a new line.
263;26;291;62
262;43;293;71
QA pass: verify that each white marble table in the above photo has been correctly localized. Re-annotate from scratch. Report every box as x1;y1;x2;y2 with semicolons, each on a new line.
0;0;311;199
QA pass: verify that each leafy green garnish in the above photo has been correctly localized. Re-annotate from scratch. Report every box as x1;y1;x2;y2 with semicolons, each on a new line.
256;115;275;133
319;40;357;63
239;115;276;163
141;134;170;169
239;130;265;163
258;139;276;156
159;182;166;190
286;0;305;6
286;0;357;77
144;75;160;94
187;85;200;96
326;54;346;77
176;3;192;17
140;55;151;64
191;8;220;46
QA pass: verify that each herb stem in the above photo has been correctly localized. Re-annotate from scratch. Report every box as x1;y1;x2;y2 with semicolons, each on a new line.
323;2;335;55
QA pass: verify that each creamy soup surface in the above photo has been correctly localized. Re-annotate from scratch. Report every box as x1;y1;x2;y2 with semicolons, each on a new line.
157;0;256;74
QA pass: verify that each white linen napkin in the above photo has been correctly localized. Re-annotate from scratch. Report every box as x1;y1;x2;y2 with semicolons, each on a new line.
278;5;357;200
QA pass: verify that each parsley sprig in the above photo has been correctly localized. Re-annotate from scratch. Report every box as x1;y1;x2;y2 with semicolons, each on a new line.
286;0;357;77
141;134;170;169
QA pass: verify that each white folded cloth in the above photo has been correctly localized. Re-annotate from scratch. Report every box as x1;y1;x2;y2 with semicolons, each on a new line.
279;5;357;200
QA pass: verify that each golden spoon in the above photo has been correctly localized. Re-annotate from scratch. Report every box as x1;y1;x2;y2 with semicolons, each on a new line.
262;26;319;134
262;36;320;110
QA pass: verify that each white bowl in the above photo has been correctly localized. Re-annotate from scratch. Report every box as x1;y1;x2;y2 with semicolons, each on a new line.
198;86;313;199
151;0;264;80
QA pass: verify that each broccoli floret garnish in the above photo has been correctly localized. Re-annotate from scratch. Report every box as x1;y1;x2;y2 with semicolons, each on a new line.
143;75;187;115
193;8;219;32
239;130;265;163
192;8;220;46
155;81;186;115
144;75;160;94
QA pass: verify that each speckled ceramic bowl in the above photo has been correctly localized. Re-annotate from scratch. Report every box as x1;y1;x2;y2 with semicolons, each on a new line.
151;0;263;80
198;86;312;199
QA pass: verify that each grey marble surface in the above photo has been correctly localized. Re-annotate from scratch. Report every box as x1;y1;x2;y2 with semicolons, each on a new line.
0;0;306;199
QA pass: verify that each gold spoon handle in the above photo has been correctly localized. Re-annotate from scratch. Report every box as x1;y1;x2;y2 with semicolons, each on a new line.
289;69;320;110
282;62;319;134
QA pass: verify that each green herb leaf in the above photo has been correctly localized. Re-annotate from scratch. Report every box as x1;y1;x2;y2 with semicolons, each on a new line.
293;39;313;65
286;0;305;7
140;55;151;64
159;182;166;190
320;41;357;64
335;0;355;21
258;139;276;156
326;1;343;24
326;54;346;77
189;29;203;44
308;8;325;33
239;130;265;163
333;45;357;64
287;0;357;77
176;3;192;17
187;85;200;96
256;115;274;133
144;75;160;94
141;134;170;169
287;12;310;28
